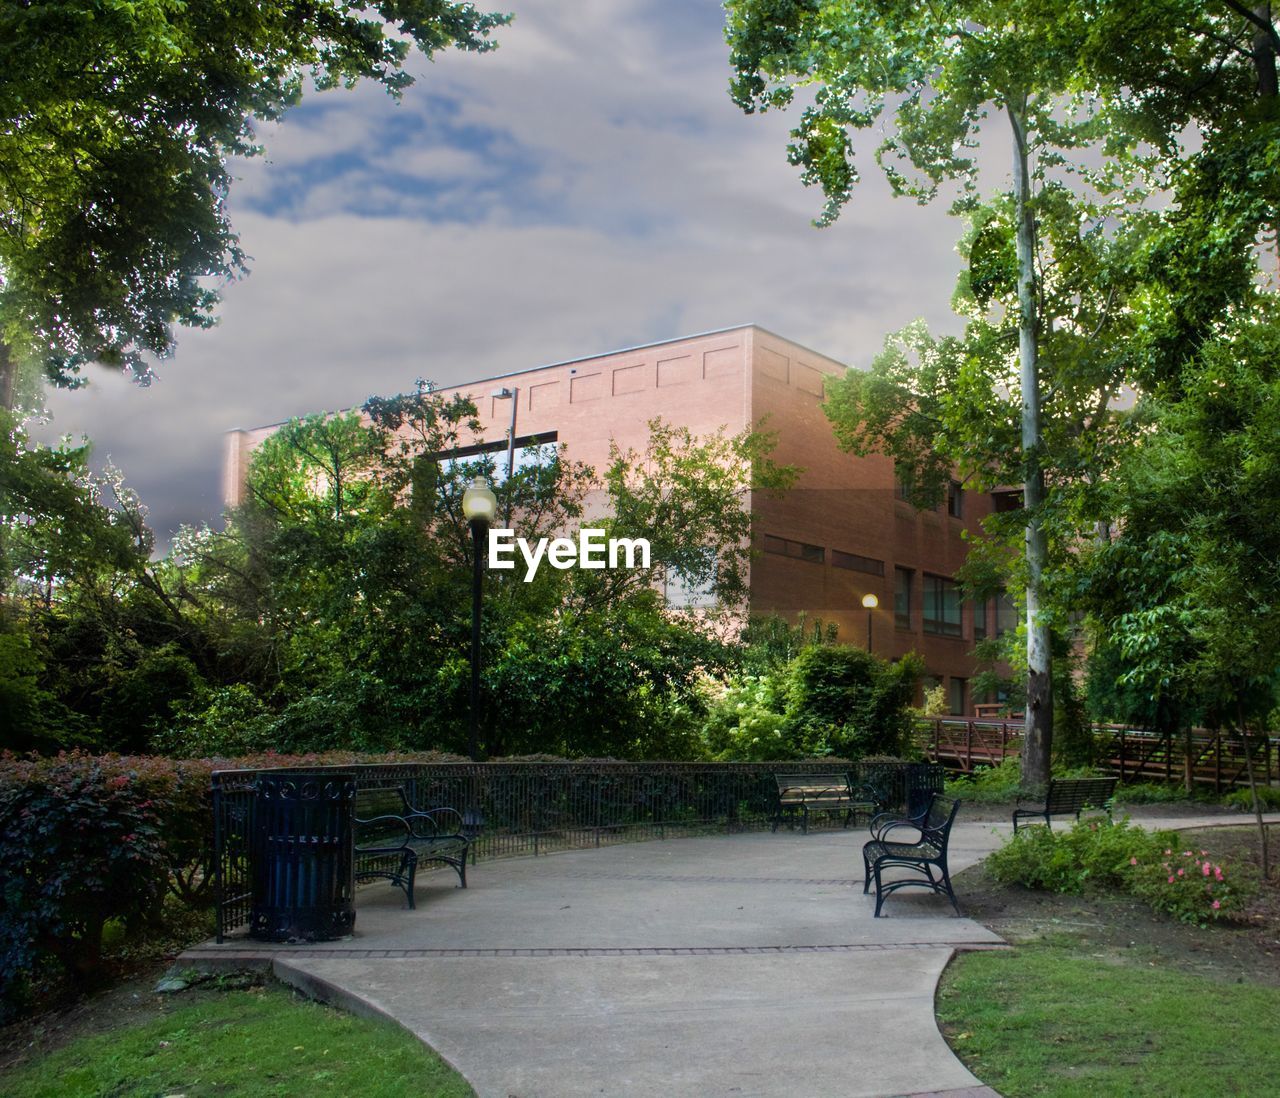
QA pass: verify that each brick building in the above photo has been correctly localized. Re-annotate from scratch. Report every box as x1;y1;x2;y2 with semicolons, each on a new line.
224;325;1006;713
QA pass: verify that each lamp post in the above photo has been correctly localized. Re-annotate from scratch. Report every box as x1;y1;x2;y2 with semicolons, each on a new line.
462;477;498;761
861;592;879;653
491;387;518;525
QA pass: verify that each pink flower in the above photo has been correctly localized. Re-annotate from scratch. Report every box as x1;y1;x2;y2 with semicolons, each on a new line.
1212;900;1221;910
1203;864;1211;876
1168;875;1175;884
1200;850;1208;856
1177;869;1185;877
1215;867;1224;881
1164;849;1172;855
1182;851;1192;857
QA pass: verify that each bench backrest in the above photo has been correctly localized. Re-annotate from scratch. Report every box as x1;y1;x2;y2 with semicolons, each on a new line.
354;786;415;848
1045;777;1118;813
919;794;961;849
775;774;849;802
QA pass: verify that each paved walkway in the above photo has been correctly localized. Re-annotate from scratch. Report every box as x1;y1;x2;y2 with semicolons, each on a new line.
181;812;1257;1098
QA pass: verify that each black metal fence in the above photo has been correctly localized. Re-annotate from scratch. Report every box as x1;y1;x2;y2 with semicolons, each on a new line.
212;759;940;940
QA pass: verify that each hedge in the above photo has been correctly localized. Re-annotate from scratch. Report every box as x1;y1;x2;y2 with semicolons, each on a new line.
0;748;465;1021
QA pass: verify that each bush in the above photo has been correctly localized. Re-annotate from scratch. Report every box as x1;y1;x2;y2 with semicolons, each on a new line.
700;675;811;760
1129;845;1250;925
945;759;1024;802
0;747;466;1022
782;646;922;759
1223;785;1280;812
987;816;1169;893
986;817;1252;926
1114;780;1198;805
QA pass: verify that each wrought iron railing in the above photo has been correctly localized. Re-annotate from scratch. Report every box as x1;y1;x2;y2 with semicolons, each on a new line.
212;759;940;940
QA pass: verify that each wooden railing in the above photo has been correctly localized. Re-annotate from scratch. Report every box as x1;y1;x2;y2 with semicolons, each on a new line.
920;718;1279;792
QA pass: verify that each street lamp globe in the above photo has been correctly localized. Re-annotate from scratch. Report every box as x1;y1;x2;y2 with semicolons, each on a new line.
462;477;498;524
861;593;879;610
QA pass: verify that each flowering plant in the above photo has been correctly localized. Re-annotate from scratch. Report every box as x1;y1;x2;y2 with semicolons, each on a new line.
1128;846;1246;926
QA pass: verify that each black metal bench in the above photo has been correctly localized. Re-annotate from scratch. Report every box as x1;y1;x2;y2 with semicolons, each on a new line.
1012;777;1118;833
772;772;881;834
354;787;470;909
862;794;962;917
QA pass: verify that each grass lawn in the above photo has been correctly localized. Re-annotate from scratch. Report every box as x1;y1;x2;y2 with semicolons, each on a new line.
938;940;1280;1096
0;983;474;1098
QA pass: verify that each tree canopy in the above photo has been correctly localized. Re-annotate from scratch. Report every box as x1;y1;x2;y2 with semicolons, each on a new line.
0;0;509;397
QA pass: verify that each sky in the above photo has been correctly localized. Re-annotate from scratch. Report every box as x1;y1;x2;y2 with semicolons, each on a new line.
36;0;972;548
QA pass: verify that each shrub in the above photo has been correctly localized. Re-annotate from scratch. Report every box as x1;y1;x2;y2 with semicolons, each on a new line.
0;747;467;1022
945;759;1023;802
1129;845;1250;925
987;816;1169;893
782;646;922;759
1223;785;1280;812
700;675;813;760
1115;781;1198;805
986;817;1253;926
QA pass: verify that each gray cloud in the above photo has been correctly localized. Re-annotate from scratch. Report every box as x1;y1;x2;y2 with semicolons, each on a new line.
35;1;976;548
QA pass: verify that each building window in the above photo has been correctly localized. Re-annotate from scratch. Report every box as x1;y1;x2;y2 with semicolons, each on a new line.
763;534;824;564
665;550;717;609
995;589;1018;635
832;550;884;577
894;567;914;630
947;480;963;518
992;490;1022;513
973;598;988;641
923;574;962;638
949;677;967;715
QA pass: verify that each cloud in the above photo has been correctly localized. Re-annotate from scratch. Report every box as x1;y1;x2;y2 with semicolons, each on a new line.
34;0;971;549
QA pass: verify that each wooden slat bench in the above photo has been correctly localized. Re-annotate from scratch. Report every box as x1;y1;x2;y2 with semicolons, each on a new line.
862;794;962;917
1012;776;1119;833
354;787;470;909
772;773;881;834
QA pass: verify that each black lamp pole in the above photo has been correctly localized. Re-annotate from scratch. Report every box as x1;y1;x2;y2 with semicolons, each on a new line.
462;476;497;763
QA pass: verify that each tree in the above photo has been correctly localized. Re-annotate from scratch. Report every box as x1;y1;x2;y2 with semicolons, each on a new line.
725;0;1280;789
0;0;509;399
1078;309;1280;874
725;1;1124;787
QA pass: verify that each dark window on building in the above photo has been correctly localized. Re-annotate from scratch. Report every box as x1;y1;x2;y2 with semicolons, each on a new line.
832;550;885;577
949;677;967;715
973;598;988;640
923;574;963;638
894;567;914;630
992;490;1023;513
947;480;963;518
995;589;1018;635
763;534;824;564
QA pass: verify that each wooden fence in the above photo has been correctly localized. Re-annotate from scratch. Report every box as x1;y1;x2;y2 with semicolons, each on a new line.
919;718;1279;792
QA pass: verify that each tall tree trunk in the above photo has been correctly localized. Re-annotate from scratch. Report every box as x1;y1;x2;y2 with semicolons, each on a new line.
1237;699;1271;879
1252;4;1278;96
0;339;14;412
1009;95;1054;793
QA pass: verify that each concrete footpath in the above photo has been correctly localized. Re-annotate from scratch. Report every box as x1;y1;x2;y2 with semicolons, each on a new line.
179;813;1251;1098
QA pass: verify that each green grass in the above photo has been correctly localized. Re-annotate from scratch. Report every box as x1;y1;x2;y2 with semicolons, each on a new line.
937;942;1280;1097
0;984;474;1098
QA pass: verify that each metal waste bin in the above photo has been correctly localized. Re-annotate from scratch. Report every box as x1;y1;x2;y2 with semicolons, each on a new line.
250;771;356;942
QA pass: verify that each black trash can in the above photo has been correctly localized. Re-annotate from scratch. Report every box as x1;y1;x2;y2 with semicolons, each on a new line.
250;771;356;942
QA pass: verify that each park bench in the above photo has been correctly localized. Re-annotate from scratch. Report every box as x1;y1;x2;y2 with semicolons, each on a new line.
772;772;882;834
862;794;962;917
1011;776;1119;833
354;787;471;909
